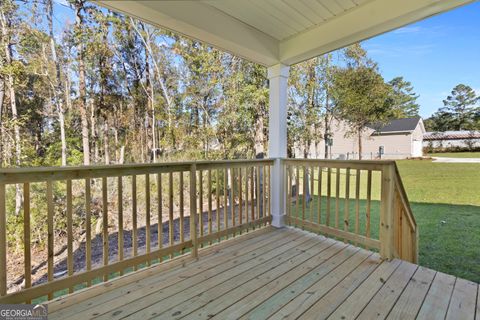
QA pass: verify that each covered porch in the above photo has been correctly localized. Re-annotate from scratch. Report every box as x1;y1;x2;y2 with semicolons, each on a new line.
0;0;478;318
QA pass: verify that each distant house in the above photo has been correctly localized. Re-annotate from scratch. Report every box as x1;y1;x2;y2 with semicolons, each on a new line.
423;131;480;149
296;117;425;160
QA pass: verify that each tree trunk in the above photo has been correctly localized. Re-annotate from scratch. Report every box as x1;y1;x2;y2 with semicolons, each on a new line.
358;127;363;160
48;0;67;166
104;119;110;165
75;1;90;165
324;113;330;159
1;6;22;215
90;98;98;163
143;25;157;163
254;115;264;158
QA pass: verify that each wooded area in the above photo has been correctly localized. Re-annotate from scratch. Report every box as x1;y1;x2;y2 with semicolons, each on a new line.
0;0;424;171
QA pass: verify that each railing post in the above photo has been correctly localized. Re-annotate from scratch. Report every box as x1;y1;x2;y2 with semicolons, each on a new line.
380;163;395;260
189;163;198;258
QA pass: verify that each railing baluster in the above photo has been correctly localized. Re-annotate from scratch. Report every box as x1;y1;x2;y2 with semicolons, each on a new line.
302;166;306;223
326;167;331;226
118;176;124;274
295;166;300;223
317;166;322;225
208;170;212;241
189;164;198;258
250;167;255;223
310;166;314;223
238;168;243;230
216;169;220;240
355;169;361;245
256;165;261;225
179;171;184;251
85;179;91;285
132;175;138;267
258;166;267;225
168;172;173;257
145;174;151;264
66;180;73;292
287;165;291;225
366;170;372;242
245;167;249;228
344;168;350;235
267;165;271;218
23;183;31;299
199;170;204;241
102;177;109;280
47;180;54;297
224;168;228;234
0;183;5;297
232;168;236;235
335;168;340;228
157;173;162;259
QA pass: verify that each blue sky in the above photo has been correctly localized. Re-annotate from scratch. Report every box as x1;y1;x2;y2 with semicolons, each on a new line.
362;1;480;117
50;0;479;118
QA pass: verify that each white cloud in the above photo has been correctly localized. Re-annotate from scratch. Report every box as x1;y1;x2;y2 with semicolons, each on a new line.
364;43;435;58
392;26;423;34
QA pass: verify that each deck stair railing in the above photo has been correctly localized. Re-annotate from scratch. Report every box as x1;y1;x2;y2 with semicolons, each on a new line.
0;158;416;304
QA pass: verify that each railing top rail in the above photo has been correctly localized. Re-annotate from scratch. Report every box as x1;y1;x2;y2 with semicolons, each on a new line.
283;158;395;171
283;158;396;165
0;159;274;184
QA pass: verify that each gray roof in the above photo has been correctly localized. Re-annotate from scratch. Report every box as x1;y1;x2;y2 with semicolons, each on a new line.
424;131;480;140
368;117;421;133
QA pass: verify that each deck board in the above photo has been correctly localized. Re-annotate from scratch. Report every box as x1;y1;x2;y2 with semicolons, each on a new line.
386;266;436;320
416;272;456;320
445;278;478;320
47;227;479;320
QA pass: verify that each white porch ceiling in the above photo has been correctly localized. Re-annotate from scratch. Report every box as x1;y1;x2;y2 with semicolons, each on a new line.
97;0;474;66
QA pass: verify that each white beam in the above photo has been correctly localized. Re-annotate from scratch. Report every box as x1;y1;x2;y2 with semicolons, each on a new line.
268;64;290;228
97;0;279;66
279;0;474;65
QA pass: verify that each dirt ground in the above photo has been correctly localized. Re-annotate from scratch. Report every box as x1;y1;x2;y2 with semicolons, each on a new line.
7;201;265;294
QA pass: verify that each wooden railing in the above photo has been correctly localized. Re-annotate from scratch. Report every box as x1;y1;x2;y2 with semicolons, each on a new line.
0;159;272;303
284;159;417;263
392;164;418;263
0;158;416;304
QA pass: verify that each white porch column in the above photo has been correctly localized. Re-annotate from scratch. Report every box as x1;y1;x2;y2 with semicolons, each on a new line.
267;64;289;228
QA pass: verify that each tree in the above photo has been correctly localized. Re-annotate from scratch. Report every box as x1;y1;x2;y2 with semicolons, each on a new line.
0;0;23;216
288;57;324;158
441;84;478;130
331;44;391;159
387;77;420;118
72;0;91;165
426;84;479;131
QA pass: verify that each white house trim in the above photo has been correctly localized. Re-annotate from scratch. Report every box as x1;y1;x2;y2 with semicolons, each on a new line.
97;0;474;67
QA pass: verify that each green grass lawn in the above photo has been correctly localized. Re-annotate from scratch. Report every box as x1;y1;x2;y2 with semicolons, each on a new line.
428;152;480;158
290;160;480;283
396;160;480;282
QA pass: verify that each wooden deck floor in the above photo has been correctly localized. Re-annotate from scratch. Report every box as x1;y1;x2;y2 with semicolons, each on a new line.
47;227;479;320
